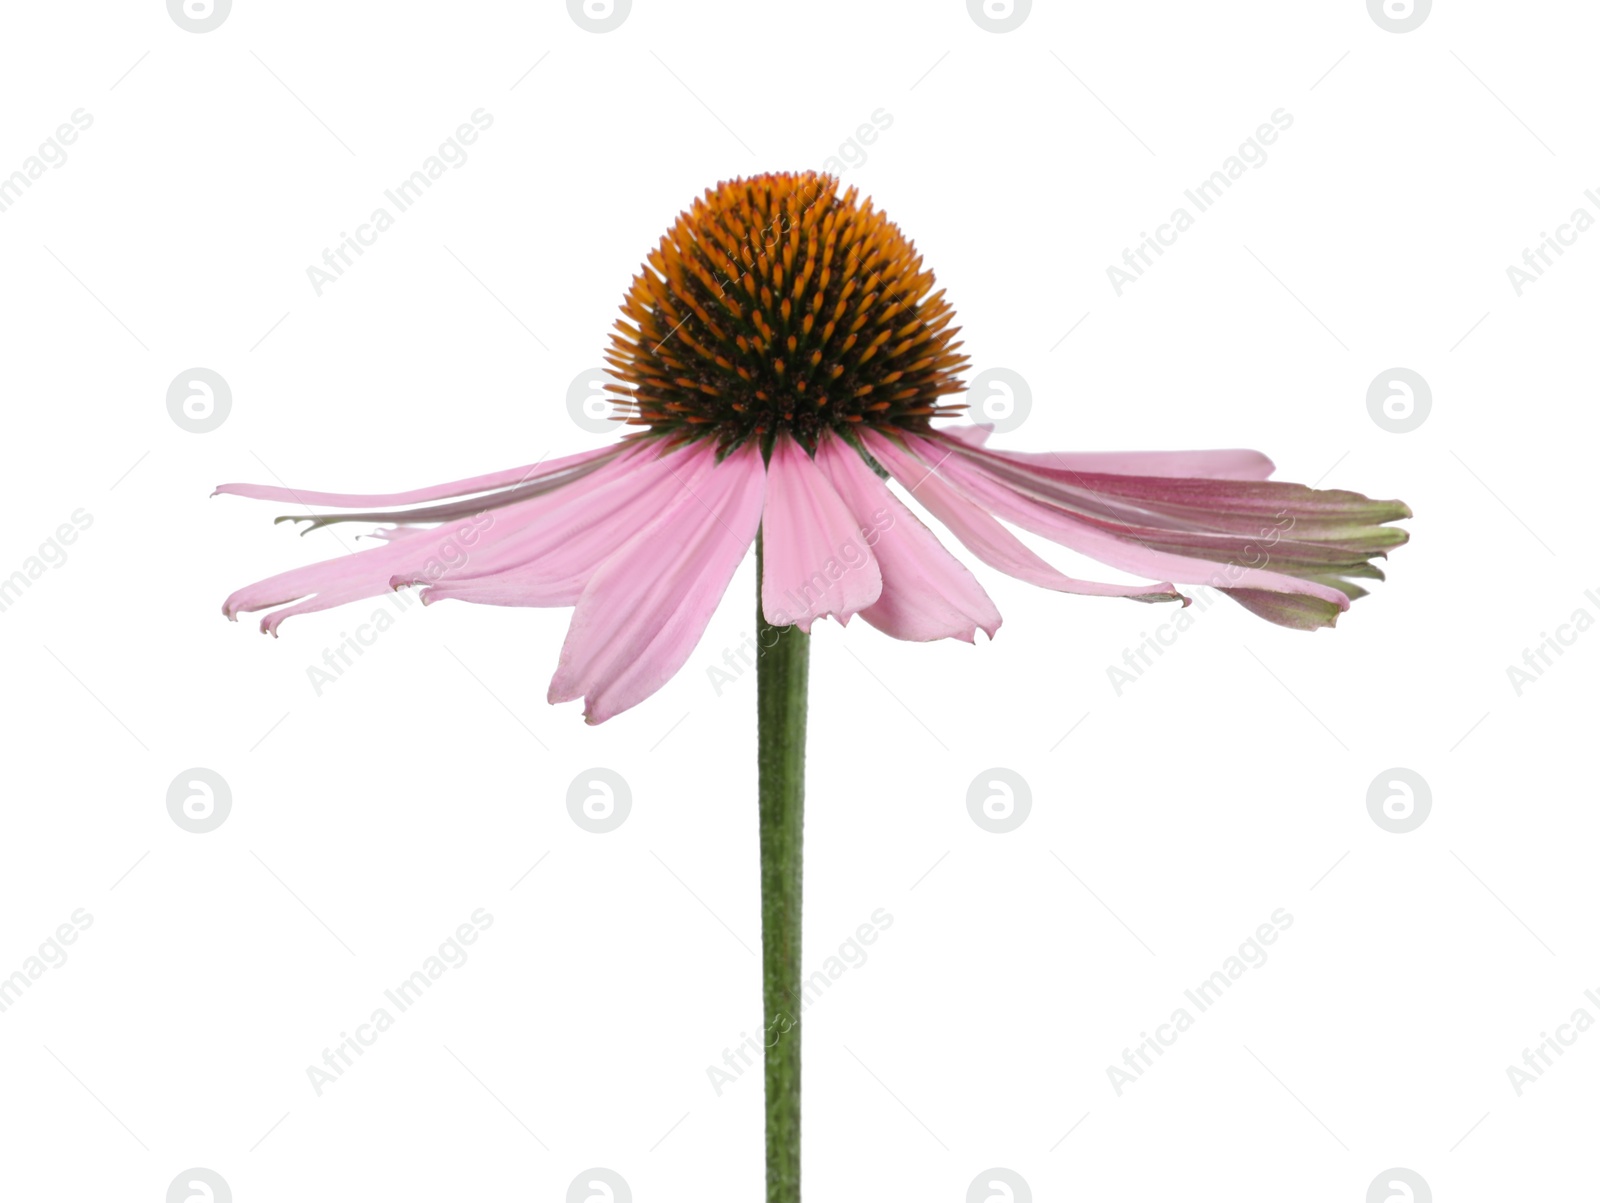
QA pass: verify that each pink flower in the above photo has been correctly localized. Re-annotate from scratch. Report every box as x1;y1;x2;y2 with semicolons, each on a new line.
218;173;1409;723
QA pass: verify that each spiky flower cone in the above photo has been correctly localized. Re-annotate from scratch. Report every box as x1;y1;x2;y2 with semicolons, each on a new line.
607;171;969;449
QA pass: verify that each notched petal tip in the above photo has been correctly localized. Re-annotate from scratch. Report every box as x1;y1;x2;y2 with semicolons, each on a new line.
958;612;1005;642
265;514;320;536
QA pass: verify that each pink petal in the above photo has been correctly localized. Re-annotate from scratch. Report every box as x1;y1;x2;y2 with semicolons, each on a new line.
971;443;1276;481
938;454;1404;567
940;424;993;448
416;441;719;608
223;444;659;633
223;523;471;635
932;426;1271;478
909;434;1350;611
947;442;1403;530
814;432;1000;642
548;441;765;723
213;442;629;509
759;434;883;632
862;431;1184;604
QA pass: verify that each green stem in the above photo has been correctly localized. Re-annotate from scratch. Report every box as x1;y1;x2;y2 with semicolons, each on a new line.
756;530;808;1203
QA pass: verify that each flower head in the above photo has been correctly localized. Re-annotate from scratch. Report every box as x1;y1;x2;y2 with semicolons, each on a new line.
218;172;1410;722
606;171;967;448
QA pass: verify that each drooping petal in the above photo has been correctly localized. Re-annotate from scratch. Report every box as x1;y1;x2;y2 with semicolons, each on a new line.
862;430;1184;605
940;424;993;448
911;433;1355;617
1220;588;1345;631
979;445;1276;481
814;432;1000;642
920;433;1412;629
943;438;1406;535
548;441;765;723
222;443;658;633
213;442;630;510
411;440;717;608
759;434;883;632
936;426;1272;479
223;521;469;635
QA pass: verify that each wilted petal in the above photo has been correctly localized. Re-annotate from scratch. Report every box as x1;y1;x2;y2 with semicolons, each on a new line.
223;444;656;632
937;426;1272;479
862;430;1184;605
924;432;1412;629
983;445;1276;481
914;434;1354;619
214;442;628;510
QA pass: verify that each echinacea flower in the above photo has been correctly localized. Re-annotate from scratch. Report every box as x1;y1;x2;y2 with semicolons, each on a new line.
220;172;1408;722
216;171;1408;1203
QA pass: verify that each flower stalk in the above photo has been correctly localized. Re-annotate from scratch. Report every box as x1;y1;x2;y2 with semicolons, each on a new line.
755;529;808;1203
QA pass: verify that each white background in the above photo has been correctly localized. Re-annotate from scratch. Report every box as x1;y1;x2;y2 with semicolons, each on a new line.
1;1;1594;1200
